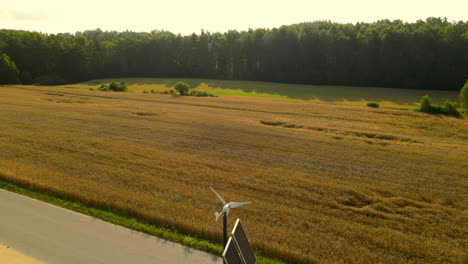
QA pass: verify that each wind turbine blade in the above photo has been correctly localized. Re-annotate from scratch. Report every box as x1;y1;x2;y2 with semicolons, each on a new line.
215;211;220;221
228;202;252;209
210;186;226;205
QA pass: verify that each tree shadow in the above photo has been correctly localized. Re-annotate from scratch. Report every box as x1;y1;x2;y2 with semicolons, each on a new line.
162;79;204;89
206;80;458;105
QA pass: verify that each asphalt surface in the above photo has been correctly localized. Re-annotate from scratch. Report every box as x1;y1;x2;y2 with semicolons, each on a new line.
0;243;43;264
0;188;221;264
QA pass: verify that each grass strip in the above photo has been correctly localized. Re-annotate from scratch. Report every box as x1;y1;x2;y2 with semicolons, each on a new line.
0;179;285;264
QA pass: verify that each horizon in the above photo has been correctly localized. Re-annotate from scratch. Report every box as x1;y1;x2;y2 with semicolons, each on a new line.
1;17;466;36
1;0;467;35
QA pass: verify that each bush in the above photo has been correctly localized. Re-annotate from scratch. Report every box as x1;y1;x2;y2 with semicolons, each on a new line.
109;82;118;91
419;95;462;117
108;81;128;92
189;90;216;97
175;82;190;95
420;95;433;113
366;102;379;108
97;84;110;91
442;99;461;117
162;90;176;95
460;80;468;109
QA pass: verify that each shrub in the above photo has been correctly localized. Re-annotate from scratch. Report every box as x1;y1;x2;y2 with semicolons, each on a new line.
108;81;128;92
460;80;468;109
97;84;110;91
118;81;128;92
143;90;149;94
366;102;379;108
420;95;434;113
109;82;118;91
442;100;461;118
175;82;190;95
162;90;175;95
419;95;462;117
189;90;203;96
89;88;94;91
189;90;216;97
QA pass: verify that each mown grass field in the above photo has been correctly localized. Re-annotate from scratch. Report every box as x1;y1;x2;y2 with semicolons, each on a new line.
0;81;467;264
73;78;459;109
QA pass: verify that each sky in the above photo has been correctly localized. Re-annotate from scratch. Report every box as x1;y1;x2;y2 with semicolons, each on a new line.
1;0;467;35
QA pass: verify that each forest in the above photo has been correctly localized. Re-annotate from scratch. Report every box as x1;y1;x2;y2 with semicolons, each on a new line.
1;17;467;90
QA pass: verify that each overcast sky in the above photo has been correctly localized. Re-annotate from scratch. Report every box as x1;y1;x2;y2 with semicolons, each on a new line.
1;0;467;35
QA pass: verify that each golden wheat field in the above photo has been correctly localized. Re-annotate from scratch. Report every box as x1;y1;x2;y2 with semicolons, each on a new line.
0;83;467;264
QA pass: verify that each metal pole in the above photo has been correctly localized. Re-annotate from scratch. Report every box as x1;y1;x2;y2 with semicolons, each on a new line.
223;213;227;264
223;213;228;247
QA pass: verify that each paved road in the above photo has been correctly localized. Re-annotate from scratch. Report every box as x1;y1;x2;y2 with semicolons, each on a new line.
0;189;221;264
0;243;43;264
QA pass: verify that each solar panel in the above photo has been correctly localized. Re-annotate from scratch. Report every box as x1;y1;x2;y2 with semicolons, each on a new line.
231;219;257;264
223;237;244;264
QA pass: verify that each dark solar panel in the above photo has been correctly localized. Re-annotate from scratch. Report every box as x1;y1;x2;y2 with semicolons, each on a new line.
232;219;257;264
223;237;244;264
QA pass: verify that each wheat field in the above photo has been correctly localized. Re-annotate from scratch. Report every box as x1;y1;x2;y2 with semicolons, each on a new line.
0;83;467;263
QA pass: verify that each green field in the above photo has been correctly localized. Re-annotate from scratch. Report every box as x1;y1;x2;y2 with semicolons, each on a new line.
76;78;460;109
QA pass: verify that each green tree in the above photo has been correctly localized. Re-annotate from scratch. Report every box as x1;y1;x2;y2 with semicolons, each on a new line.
1;20;468;89
20;71;33;85
175;82;190;95
459;80;468;109
0;53;20;84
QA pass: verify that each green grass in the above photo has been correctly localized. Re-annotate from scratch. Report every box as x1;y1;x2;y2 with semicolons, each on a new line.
0;178;284;264
77;78;460;108
205;89;288;99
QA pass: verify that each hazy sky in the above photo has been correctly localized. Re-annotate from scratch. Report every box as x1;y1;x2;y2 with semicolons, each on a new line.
1;0;467;35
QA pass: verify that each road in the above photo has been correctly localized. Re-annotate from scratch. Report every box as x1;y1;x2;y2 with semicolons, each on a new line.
0;188;221;264
0;243;43;264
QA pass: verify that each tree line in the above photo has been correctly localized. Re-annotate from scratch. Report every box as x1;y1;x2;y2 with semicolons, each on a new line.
1;17;467;90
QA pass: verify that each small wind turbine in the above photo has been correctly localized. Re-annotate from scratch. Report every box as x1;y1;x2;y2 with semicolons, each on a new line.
210;186;251;252
211;186;251;221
